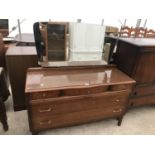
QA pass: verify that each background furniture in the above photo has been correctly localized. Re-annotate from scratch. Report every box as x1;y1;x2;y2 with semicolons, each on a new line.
0;67;9;131
0;33;5;67
0;33;15;70
15;33;35;46
119;26;134;37
69;22;105;61
103;43;111;63
104;36;118;63
134;27;147;38
105;26;119;36
25;66;135;134
114;38;155;107
119;26;155;38
145;29;155;38
0;19;9;37
6;45;38;111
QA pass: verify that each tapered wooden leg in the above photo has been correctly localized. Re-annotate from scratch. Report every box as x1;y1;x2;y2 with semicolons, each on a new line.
32;132;39;135
2;121;8;131
117;116;123;126
0;97;8;131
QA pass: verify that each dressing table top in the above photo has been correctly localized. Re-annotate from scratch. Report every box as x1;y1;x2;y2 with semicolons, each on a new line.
25;66;135;93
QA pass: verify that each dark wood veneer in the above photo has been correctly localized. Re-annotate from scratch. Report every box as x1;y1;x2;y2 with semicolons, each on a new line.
114;38;155;107
6;45;38;111
25;66;135;134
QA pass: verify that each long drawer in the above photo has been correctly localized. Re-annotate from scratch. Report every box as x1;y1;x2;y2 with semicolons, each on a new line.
31;105;125;132
30;90;130;117
129;94;155;106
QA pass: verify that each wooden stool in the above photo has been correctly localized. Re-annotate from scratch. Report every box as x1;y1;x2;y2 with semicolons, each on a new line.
0;67;9;131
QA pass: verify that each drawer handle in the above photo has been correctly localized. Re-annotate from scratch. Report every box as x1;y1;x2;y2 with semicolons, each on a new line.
115;99;120;102
42;93;46;97
39;108;52;113
113;99;120;104
39;120;52;125
113;109;122;113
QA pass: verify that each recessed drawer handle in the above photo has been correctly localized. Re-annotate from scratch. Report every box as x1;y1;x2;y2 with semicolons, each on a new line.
42;93;46;97
113;109;122;113
115;99;120;102
39;120;52;125
39;108;52;113
113;99;120;104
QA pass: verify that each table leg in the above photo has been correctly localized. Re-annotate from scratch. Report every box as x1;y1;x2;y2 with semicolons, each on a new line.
117;116;123;126
0;97;8;131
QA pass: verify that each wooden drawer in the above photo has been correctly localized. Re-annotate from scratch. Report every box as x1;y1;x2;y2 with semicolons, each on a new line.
29;90;60;100
110;84;133;91
31;105;125;132
63;85;108;96
29;90;129;117
132;85;155;97
129;94;155;106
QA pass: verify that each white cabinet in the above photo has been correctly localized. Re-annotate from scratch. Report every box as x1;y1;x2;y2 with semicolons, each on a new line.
69;22;105;61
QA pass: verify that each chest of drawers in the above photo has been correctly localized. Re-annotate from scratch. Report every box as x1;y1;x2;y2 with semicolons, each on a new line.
25;66;135;134
6;45;38;111
129;84;155;106
114;38;155;107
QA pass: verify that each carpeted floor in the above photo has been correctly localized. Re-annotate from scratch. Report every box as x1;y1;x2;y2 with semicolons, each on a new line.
1;96;155;135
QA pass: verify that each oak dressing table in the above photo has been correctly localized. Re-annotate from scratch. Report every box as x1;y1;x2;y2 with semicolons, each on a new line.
25;65;135;134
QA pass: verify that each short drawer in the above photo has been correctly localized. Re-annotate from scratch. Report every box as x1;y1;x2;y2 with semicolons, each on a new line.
29;90;130;117
132;85;155;97
129;94;155;107
29;90;60;100
63;85;109;96
31;105;125;132
110;84;133;91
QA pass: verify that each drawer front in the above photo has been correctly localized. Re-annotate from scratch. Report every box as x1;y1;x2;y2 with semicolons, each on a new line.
129;95;155;106
29;90;60;100
31;105;125;132
110;84;133;91
63;85;109;96
132;85;155;97
29;90;130;117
